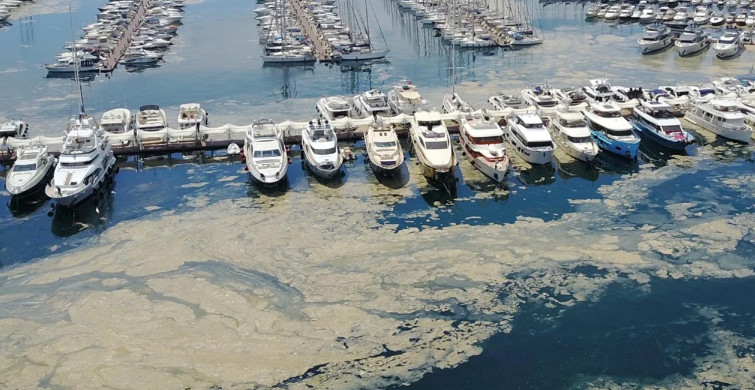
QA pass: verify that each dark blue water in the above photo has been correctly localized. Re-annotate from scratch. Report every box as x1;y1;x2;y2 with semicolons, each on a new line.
397;275;755;390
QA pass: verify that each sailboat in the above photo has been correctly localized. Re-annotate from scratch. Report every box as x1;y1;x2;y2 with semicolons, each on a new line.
338;0;389;61
508;0;544;46
262;0;315;63
45;11;116;207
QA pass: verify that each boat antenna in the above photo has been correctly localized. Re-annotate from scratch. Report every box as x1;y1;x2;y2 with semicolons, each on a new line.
69;7;85;115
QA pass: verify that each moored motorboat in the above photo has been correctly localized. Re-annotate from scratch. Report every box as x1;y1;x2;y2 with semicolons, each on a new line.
45;114;116;206
364;120;405;176
387;79;430;115
582;101;641;159
504;113;555;165
316;96;354;121
5;144;56;199
637;23;673;54
352;89;391;119
714;28;744;59
549;110;599;163
630;101;696;150
176;103;207;129
409;110;456;182
684;99;753;142
459;110;510;182
243;119;288;185
0;120;28;138
300;119;343;179
675;25;710;57
100;108;134;147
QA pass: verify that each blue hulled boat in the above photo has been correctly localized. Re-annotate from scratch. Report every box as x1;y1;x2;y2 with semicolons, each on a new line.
630;101;695;150
582;101;641;159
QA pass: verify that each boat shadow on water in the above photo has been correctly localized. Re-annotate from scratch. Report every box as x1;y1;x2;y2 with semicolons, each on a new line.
514;163;557;187
556;159;600;182
45;71;97;83
594;152;640;175
247;176;290;198
7;194;49;219
50;179;116;238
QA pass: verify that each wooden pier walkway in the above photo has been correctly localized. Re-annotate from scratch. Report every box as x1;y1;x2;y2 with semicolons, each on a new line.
287;0;334;62
99;0;151;72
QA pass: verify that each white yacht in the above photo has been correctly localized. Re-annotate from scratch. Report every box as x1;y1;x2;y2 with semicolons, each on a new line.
549;111;599;163
300;119;343;179
714;29;744;59
582;79;615;103
352;89;391;118
637;24;673;54
364;120;405;175
442;92;474;115
316;96;354;121
521;84;560;118
387;80;430;115
5;145;56;199
582;102;641;159
100;108;134;147
45;114;116;206
553;88;589;111
243;119;288;185
504;113;555;165
684;99;752;142
488;92;533;113
409;111;456;182
459;111;510;182
631;101;696;150
176;103;207;129
0;120;28;138
45;58;99;74
135;104;168;132
675;25;710;56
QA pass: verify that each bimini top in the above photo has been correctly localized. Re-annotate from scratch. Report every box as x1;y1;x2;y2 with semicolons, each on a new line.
139;104;160;112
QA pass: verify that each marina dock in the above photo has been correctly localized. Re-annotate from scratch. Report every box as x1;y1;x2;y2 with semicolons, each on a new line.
288;0;334;63
99;0;151;72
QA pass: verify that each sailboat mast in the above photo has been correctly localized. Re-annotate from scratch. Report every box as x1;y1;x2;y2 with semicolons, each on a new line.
365;0;371;48
69;8;85;115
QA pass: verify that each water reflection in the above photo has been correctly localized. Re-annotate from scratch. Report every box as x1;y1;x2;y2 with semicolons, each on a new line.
514;163;557;187
595;152;640;175
556;160;599;182
7;194;48;218
247;175;290;198
50;179;115;238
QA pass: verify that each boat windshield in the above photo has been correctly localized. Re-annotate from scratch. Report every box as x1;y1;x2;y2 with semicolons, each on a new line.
425;141;449;150
60;159;94;167
332;110;349;119
661;125;683;134
374;141;396;148
537;100;558;108
606;128;634;137
253;149;282;158
594;109;622;118
313;146;337;155
567;135;593;143
679;33;699;43
527;141;553;148
523;122;544;129
561;119;586;127
13;163;36;172
470;135;504;144
418;120;442;127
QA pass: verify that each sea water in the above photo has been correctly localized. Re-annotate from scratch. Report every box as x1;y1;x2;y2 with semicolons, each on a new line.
0;0;753;388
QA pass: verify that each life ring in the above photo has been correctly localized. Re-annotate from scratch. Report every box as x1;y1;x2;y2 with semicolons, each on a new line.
189;113;195;119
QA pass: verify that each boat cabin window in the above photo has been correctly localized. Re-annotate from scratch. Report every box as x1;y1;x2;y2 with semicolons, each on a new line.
526;141;553;149
594;109;621;118
606;128;634;137
560;119;586;127
13;163;36;172
374;141;396;148
253;149;282;158
60;159;94;167
662;125;683;134
470;135;504;144
523;121;544;129
567;135;592;143
418;120;442;127
313;146;337;155
332;110;349;119
537;100;558;108
425;141;449;150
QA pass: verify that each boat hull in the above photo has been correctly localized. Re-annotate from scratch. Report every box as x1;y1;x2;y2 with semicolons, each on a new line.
368;157;402;176
590;130;640;158
45;154;116;207
676;40;709;57
460;138;509;183
305;160;341;179
6;162;55;199
339;49;389;61
639;37;672;54
630;119;694;150
684;112;753;142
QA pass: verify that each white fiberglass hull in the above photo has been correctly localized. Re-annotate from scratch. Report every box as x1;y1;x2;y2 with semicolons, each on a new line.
5;158;56;198
459;138;509;183
676;40;709;57
45;154;116;207
638;37;672;54
340;49;389;61
685;111;753;142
